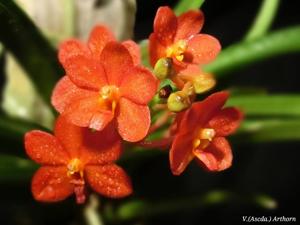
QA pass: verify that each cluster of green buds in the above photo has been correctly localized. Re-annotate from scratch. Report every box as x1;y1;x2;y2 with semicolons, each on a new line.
153;57;216;112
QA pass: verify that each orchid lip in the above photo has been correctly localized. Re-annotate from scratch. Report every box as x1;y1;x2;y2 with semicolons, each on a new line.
193;128;216;149
67;158;84;178
166;39;188;62
99;85;120;113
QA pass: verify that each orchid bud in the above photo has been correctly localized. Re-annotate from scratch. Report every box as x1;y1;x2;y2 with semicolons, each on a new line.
192;73;216;94
167;91;191;112
153;57;173;80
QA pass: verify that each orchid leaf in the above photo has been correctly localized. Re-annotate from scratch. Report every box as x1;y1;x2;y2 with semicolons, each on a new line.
228;94;300;117
0;113;49;156
174;0;205;16
245;0;280;41
205;26;300;77
236;119;300;143
0;154;37;183
106;190;275;222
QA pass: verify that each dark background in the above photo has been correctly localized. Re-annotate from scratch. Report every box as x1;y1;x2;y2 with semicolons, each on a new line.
1;0;300;225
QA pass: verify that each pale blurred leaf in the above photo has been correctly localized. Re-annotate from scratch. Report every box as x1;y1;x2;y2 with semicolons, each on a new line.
16;0;75;45
75;0;136;40
2;54;54;129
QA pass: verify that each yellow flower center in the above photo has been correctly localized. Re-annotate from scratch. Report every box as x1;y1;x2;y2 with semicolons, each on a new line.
166;40;188;61
193;128;216;150
99;85;120;113
67;158;83;178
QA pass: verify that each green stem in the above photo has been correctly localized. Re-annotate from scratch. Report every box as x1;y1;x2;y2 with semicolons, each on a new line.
174;0;205;16
245;0;280;41
204;26;300;77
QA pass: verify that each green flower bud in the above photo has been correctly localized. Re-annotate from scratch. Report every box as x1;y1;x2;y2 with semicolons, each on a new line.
192;73;216;94
153;57;173;80
167;91;191;112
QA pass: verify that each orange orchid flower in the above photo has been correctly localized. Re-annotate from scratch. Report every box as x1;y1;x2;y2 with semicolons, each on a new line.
149;6;221;69
52;26;158;142
24;115;132;204
170;91;243;175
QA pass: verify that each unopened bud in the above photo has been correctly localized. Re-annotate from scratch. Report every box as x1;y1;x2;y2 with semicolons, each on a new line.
159;85;173;99
192;73;216;94
154;57;173;80
167;91;191;112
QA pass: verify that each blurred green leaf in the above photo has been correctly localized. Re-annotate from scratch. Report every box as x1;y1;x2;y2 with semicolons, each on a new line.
112;190;231;221
244;0;280;41
0;154;37;183
254;194;278;210
236;119;300;142
0;0;62;102
174;0;205;15
0;113;49;156
205;26;300;77
228;94;300;117
106;190;275;222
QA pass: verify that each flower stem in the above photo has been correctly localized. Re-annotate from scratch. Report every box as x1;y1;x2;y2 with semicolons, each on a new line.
136;137;174;149
244;0;280;41
149;111;171;134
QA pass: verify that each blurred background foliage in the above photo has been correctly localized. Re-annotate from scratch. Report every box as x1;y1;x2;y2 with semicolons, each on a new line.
0;0;299;224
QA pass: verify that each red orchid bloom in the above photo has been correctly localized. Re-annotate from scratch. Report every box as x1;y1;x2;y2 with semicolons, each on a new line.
52;26;158;142
149;6;221;69
24;115;132;204
170;91;243;175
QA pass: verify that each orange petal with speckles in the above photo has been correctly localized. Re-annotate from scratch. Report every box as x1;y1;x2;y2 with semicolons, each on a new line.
88;25;115;59
149;33;167;67
85;164;132;198
25;130;69;165
51;76;95;113
153;6;177;46
186;34;221;64
64;55;107;90
120;66;158;105
62;95;114;131
100;42;133;86
209;107;244;137
80;123;121;165
175;10;204;40
122;40;141;65
169;132;195;175
58;39;89;66
117;98;150;142
31;166;73;202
